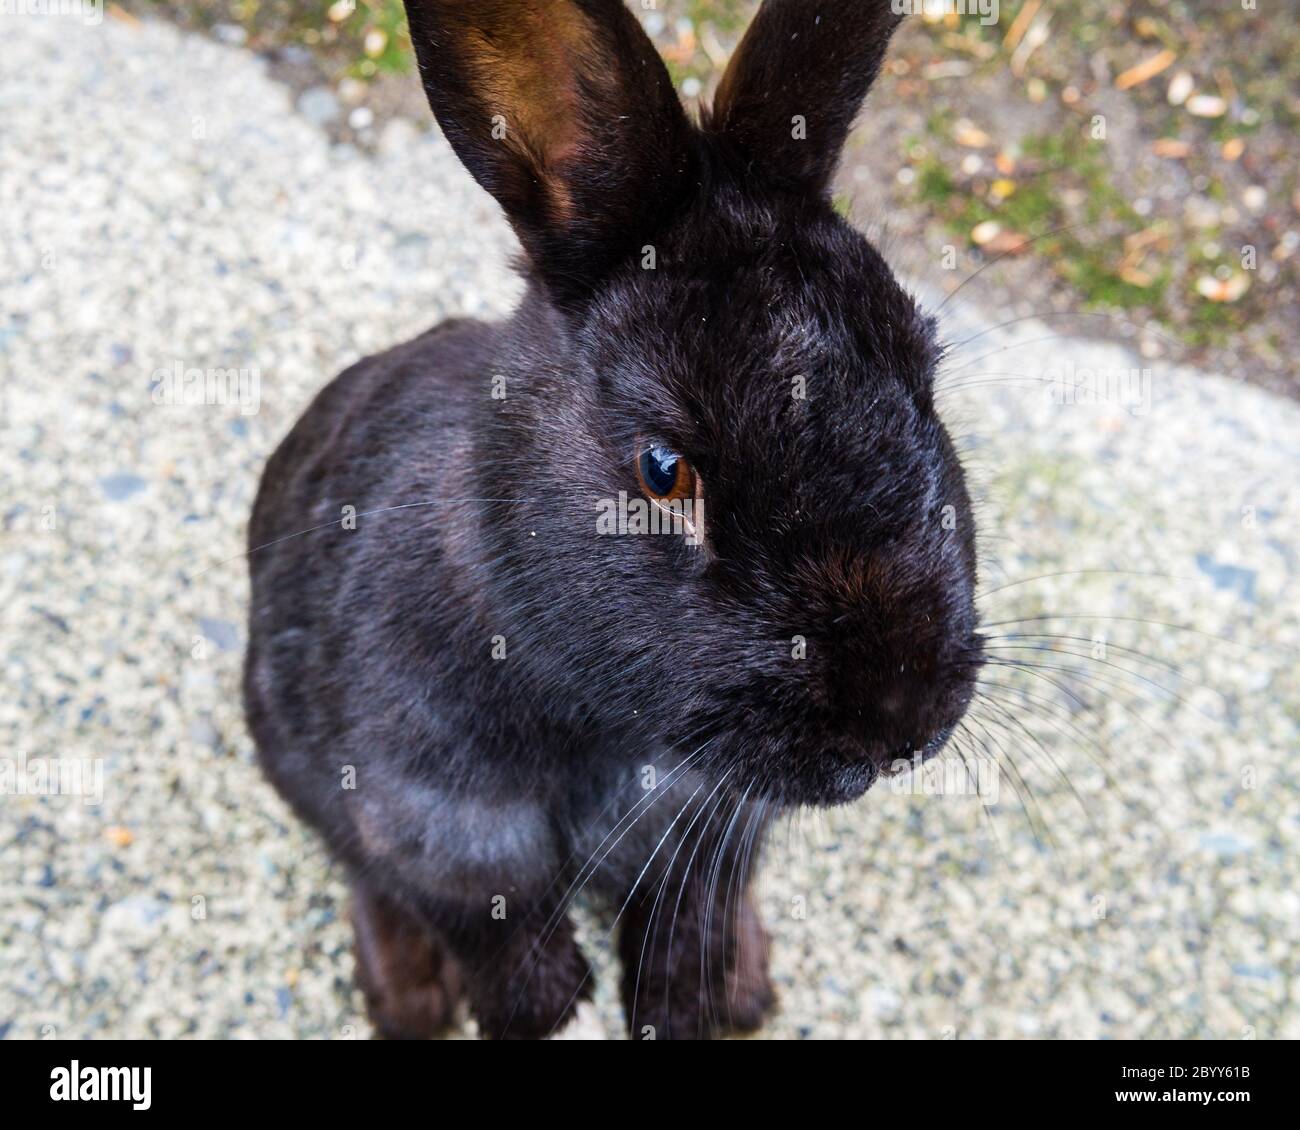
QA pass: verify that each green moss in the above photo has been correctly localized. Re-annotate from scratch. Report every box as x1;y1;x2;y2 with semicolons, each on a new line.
910;125;1208;334
917;161;956;205
140;0;415;77
689;0;749;34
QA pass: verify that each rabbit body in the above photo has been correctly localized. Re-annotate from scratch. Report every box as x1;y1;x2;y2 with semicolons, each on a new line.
246;0;980;1039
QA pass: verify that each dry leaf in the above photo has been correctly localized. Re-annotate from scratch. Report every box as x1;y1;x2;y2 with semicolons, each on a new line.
942;31;996;62
1196;274;1250;302
923;61;973;81
1010;13;1051;79
990;179;1017;200
1166;71;1194;106
1186;94;1227;118
1003;0;1041;53
971;222;1029;255
1123;226;1170;257
953;121;991;148
1215;67;1238;103
106;826;135;848
1221;138;1245;161
1152;138;1191;158
995;152;1017;175
1118;226;1168;284
699;25;730;69
662;27;698;65
1115;49;1176;91
1241;186;1267;212
984;231;1030;255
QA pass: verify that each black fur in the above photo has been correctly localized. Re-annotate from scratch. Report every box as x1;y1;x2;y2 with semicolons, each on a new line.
245;0;981;1039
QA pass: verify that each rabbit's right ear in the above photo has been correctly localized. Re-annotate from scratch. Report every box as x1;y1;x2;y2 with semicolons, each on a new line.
402;0;696;304
707;0;904;197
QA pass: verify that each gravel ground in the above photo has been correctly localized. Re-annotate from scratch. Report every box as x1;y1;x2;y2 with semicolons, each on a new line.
2;16;1297;1040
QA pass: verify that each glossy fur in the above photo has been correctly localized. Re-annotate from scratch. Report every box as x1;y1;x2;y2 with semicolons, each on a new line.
245;0;982;1039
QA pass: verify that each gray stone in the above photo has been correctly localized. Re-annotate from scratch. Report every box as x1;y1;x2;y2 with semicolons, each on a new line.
297;86;340;127
99;472;147;500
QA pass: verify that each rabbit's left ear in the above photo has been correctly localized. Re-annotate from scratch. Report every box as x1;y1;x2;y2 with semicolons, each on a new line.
707;0;904;197
403;0;696;303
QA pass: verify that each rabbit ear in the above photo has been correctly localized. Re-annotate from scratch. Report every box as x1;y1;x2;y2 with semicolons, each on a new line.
707;0;903;197
403;0;695;303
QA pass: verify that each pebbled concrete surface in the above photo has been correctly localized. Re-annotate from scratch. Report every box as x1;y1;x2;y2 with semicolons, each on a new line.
1;15;1297;1040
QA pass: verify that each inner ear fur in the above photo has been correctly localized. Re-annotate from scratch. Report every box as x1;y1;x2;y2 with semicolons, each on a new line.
404;0;696;300
441;2;592;225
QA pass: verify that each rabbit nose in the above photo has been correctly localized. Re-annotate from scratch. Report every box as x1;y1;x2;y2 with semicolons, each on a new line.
853;669;966;752
869;739;923;772
875;687;907;716
868;669;943;722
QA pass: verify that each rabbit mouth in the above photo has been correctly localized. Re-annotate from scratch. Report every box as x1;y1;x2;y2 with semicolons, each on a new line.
873;724;958;778
752;723;961;808
824;760;882;804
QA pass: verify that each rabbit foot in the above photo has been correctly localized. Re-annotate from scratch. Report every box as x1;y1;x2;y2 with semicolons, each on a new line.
466;916;593;1040
621;893;776;1040
714;898;777;1035
352;883;462;1040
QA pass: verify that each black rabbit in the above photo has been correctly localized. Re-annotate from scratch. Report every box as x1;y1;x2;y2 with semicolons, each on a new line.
245;0;982;1040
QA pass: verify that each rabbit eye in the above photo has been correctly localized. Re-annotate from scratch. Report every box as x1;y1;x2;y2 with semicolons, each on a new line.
636;443;694;502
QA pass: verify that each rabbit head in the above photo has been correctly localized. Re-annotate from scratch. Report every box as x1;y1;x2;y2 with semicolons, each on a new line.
404;0;982;806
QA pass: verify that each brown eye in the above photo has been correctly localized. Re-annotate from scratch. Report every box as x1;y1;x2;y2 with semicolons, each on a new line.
636;442;694;502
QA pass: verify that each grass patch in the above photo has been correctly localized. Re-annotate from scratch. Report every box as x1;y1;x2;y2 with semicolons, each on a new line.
911;125;1212;328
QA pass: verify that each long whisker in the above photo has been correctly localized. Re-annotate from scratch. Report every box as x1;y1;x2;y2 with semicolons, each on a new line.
706;785;768;1033
973;678;1127;797
498;741;713;1034
981;637;1228;716
950;724;1007;852
976;568;1193;603
945;309;1186;357
973;694;1102;839
934;219;1113;315
536;775;711;1039
977;658;1201;799
617;765;738;1038
982;631;1192;681
963;711;1058;860
979;612;1255;653
978;647;1214;723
